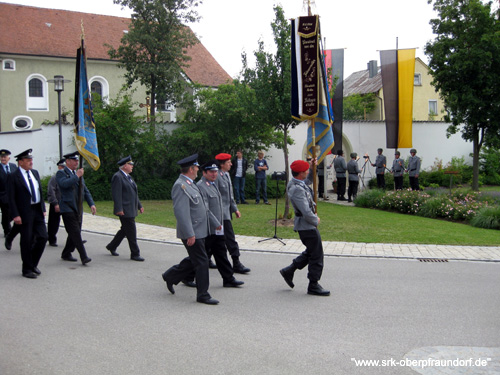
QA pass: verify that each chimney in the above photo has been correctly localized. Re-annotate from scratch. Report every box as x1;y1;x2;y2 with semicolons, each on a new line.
367;60;378;78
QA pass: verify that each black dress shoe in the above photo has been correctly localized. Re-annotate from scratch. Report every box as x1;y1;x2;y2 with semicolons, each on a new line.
23;271;37;279
197;297;219;305
81;257;92;265
61;255;78;262
5;238;12;250
162;273;175;294
223;279;244;287
307;282;330;296
280;266;295;289
208;259;217;269
33;267;41;275
130;255;145;261
182;280;197;288
233;262;251;274
49;242;58;247
106;246;119;256
82;240;87;244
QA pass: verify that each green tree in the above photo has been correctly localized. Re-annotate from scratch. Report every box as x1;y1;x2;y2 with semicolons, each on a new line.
343;93;377;120
108;0;201;121
241;5;297;218
424;0;500;190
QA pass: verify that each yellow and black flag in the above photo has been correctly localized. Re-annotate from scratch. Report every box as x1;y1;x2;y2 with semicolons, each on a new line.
380;49;416;149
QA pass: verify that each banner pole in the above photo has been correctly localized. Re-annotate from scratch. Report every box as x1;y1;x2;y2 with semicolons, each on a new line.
310;118;318;211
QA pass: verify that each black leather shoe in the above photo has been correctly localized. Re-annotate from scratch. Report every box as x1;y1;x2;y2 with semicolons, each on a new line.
61;255;77;262
81;257;92;265
233;262;251;274
106;246;119;256
182;280;197;288
33;267;41;275
223;279;244;287
280;266;295;289
197;297;219;305
23;271;37;279
162;273;175;294
307;282;330;296
130;255;145;261
208;259;217;269
5;238;12;250
82;240;87;244
49;242;58;247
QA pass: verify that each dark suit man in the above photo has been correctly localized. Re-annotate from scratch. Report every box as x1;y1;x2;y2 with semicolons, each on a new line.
56;151;95;265
162;154;219;305
279;159;330;296
47;158;65;246
106;156;144;261
7;149;47;279
0;149;18;237
229;150;249;204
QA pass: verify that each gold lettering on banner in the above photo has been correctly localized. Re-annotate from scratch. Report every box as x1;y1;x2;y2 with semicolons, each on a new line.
298;15;319;118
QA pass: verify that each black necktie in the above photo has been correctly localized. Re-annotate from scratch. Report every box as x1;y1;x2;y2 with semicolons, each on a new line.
26;171;36;203
6;165;9;174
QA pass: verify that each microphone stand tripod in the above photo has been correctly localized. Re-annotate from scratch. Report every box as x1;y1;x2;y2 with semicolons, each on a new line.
259;176;286;245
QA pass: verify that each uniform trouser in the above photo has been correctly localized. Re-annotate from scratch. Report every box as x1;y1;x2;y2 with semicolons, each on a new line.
61;212;88;260
20;205;48;274
186;234;235;284
337;177;346;198
293;228;324;282
47;204;61;244
233;176;246;203
255;178;268;203
106;216;140;256
394;175;404;190
348;180;359;200
377;174;386;189
409;176;420;191
0;202;11;235
223;219;240;258
163;239;210;300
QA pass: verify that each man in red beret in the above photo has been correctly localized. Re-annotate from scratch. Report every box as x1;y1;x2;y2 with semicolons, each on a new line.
214;153;251;274
279;158;330;296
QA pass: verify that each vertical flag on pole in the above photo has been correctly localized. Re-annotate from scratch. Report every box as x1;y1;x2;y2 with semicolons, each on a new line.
380;48;416;149
291;16;334;164
324;48;344;154
75;38;100;170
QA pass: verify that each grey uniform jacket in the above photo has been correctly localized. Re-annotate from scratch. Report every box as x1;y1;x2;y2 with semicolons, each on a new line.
196;176;223;233
172;174;209;240
374;155;387;174
391;158;405;177
214;171;238;221
347;160;361;181
288;171;318;231
111;170;142;218
56;167;95;214
47;175;61;206
333;156;347;178
407;156;421;177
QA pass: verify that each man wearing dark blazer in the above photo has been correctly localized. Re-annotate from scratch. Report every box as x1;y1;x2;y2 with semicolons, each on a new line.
0;149;18;237
106;156;144;261
56;151;95;265
7;149;47;279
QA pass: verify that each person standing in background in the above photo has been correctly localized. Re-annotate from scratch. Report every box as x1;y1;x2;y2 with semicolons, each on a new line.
371;148;387;189
406;149;421;191
347;153;361;202
47;158;65;247
230;150;249;205
391;151;405;190
254;151;271;205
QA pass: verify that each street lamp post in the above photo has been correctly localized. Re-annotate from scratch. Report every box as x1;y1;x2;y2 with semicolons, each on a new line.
48;75;71;160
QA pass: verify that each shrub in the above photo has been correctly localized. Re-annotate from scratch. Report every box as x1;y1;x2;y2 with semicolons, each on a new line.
353;189;386;207
470;206;500;229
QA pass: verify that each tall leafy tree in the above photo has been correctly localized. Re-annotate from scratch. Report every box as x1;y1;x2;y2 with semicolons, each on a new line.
425;0;500;190
241;5;297;218
109;0;201;120
343;93;377;120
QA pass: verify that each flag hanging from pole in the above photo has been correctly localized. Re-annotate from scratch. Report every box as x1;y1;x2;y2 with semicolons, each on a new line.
380;48;416;149
74;38;100;171
291;16;334;164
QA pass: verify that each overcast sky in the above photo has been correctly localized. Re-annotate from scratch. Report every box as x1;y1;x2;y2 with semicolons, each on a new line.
3;0;439;78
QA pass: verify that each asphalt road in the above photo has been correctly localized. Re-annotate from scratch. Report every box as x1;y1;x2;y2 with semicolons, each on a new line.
1;232;499;375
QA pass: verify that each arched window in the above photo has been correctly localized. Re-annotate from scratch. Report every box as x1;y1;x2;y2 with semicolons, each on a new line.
26;74;49;111
91;81;102;97
89;76;109;103
3;59;15;70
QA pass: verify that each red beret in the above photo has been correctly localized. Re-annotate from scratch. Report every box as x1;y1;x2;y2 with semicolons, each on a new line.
290;160;310;173
215;153;232;161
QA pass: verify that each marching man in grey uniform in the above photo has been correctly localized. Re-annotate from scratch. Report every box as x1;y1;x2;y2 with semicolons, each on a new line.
347;153;361;202
106;156;145;261
333;150;347;201
406;148;421;190
371;148;387;189
196;161;244;287
279;159;330;297
391;151;405;190
162;154;219;305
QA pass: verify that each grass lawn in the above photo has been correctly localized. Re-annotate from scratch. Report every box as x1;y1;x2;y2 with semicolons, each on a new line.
86;199;500;246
